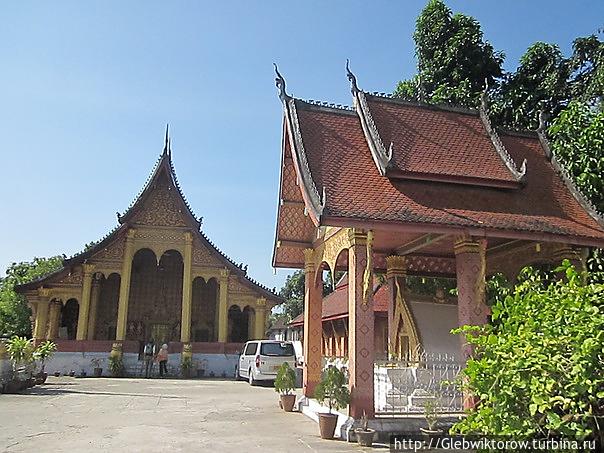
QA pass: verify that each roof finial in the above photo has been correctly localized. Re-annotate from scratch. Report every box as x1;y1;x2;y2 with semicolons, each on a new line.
274;63;290;101
163;123;170;155
480;78;489;111
346;59;359;94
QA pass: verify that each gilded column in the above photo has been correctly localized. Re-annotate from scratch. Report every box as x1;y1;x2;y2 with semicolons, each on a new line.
303;248;323;398
87;276;101;340
180;232;194;343
254;298;267;339
34;289;51;341
347;229;375;418
116;229;136;342
47;301;61;340
217;268;229;342
386;255;406;360
76;263;95;340
454;236;489;410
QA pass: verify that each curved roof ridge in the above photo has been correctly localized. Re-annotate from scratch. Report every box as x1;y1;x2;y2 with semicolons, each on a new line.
372;92;480;116
479;103;527;183
537;130;604;228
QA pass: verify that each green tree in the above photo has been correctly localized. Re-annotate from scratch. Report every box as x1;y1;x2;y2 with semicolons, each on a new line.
278;269;340;322
279;270;305;321
451;262;604;443
0;256;63;338
492;42;570;129
394;0;503;107
568;34;604;103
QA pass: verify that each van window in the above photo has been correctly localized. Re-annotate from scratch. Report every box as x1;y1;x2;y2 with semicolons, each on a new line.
260;342;294;357
244;342;258;355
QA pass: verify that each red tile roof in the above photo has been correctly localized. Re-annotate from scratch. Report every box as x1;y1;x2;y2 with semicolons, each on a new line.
365;96;522;186
291;99;604;242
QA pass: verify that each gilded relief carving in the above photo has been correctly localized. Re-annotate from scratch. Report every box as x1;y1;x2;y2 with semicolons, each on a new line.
131;184;188;227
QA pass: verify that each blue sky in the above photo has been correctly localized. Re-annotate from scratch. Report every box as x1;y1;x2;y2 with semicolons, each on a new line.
1;1;602;289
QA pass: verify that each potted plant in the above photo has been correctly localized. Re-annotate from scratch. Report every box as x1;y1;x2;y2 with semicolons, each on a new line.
90;358;103;377
314;366;350;439
354;411;376;447
274;362;297;412
181;356;192;378
108;355;124;377
420;399;443;442
6;336;34;391
33;340;57;384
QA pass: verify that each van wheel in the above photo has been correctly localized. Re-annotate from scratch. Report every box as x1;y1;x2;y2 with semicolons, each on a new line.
248;369;256;386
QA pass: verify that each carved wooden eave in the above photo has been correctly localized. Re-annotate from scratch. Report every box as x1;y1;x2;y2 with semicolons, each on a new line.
479;103;527;185
348;84;393;177
274;64;325;226
537;129;604;229
282;98;326;225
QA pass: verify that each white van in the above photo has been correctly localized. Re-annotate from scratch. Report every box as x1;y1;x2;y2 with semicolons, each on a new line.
238;340;296;385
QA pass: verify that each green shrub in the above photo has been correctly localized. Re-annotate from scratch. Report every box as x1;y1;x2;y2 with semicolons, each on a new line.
6;336;34;367
314;366;350;414
108;355;124;377
274;362;296;395
33;340;57;372
451;261;604;444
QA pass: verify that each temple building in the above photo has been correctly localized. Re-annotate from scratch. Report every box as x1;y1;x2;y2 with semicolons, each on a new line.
17;133;281;376
272;65;604;418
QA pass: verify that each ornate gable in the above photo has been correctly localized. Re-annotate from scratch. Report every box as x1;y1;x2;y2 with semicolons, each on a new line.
192;238;225;267
130;175;189;228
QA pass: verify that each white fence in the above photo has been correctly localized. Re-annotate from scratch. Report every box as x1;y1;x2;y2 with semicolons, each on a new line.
374;350;463;415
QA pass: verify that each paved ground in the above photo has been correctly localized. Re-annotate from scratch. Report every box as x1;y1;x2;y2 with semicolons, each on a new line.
0;377;386;452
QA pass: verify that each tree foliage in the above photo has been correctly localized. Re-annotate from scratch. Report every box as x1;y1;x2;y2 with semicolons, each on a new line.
451;262;604;443
279;270;305;322
394;0;503;107
0;256;63;338
492;42;570;129
278;269;342;322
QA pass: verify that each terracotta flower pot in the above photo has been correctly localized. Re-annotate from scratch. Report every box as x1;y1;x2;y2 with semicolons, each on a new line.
280;394;296;412
318;413;338;439
355;428;375;447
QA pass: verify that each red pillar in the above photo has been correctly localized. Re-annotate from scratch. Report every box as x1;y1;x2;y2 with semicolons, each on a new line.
454;236;490;409
348;230;375;418
303;248;323;397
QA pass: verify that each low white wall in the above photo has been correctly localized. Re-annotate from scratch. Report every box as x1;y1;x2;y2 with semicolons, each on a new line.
42;351;239;378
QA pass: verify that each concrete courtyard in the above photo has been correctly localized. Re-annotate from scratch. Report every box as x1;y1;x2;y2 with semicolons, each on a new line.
0;377;381;452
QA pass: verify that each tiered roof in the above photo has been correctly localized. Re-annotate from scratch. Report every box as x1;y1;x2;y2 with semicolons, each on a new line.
273;66;604;269
18;133;281;302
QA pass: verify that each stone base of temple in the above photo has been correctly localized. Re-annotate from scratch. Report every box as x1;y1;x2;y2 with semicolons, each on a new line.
42;340;244;378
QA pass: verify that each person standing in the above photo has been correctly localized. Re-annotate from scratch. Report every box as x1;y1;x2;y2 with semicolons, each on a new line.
156;344;169;377
143;339;156;378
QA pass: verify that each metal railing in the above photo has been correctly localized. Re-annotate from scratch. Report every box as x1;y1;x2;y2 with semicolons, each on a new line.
374;349;463;415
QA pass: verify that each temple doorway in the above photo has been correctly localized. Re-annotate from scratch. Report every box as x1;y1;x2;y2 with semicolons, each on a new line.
60;299;79;340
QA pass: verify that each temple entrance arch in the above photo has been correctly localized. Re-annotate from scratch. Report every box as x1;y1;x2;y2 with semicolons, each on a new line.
127;248;183;341
94;273;121;340
60;299;79;340
191;277;218;342
228;305;251;343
